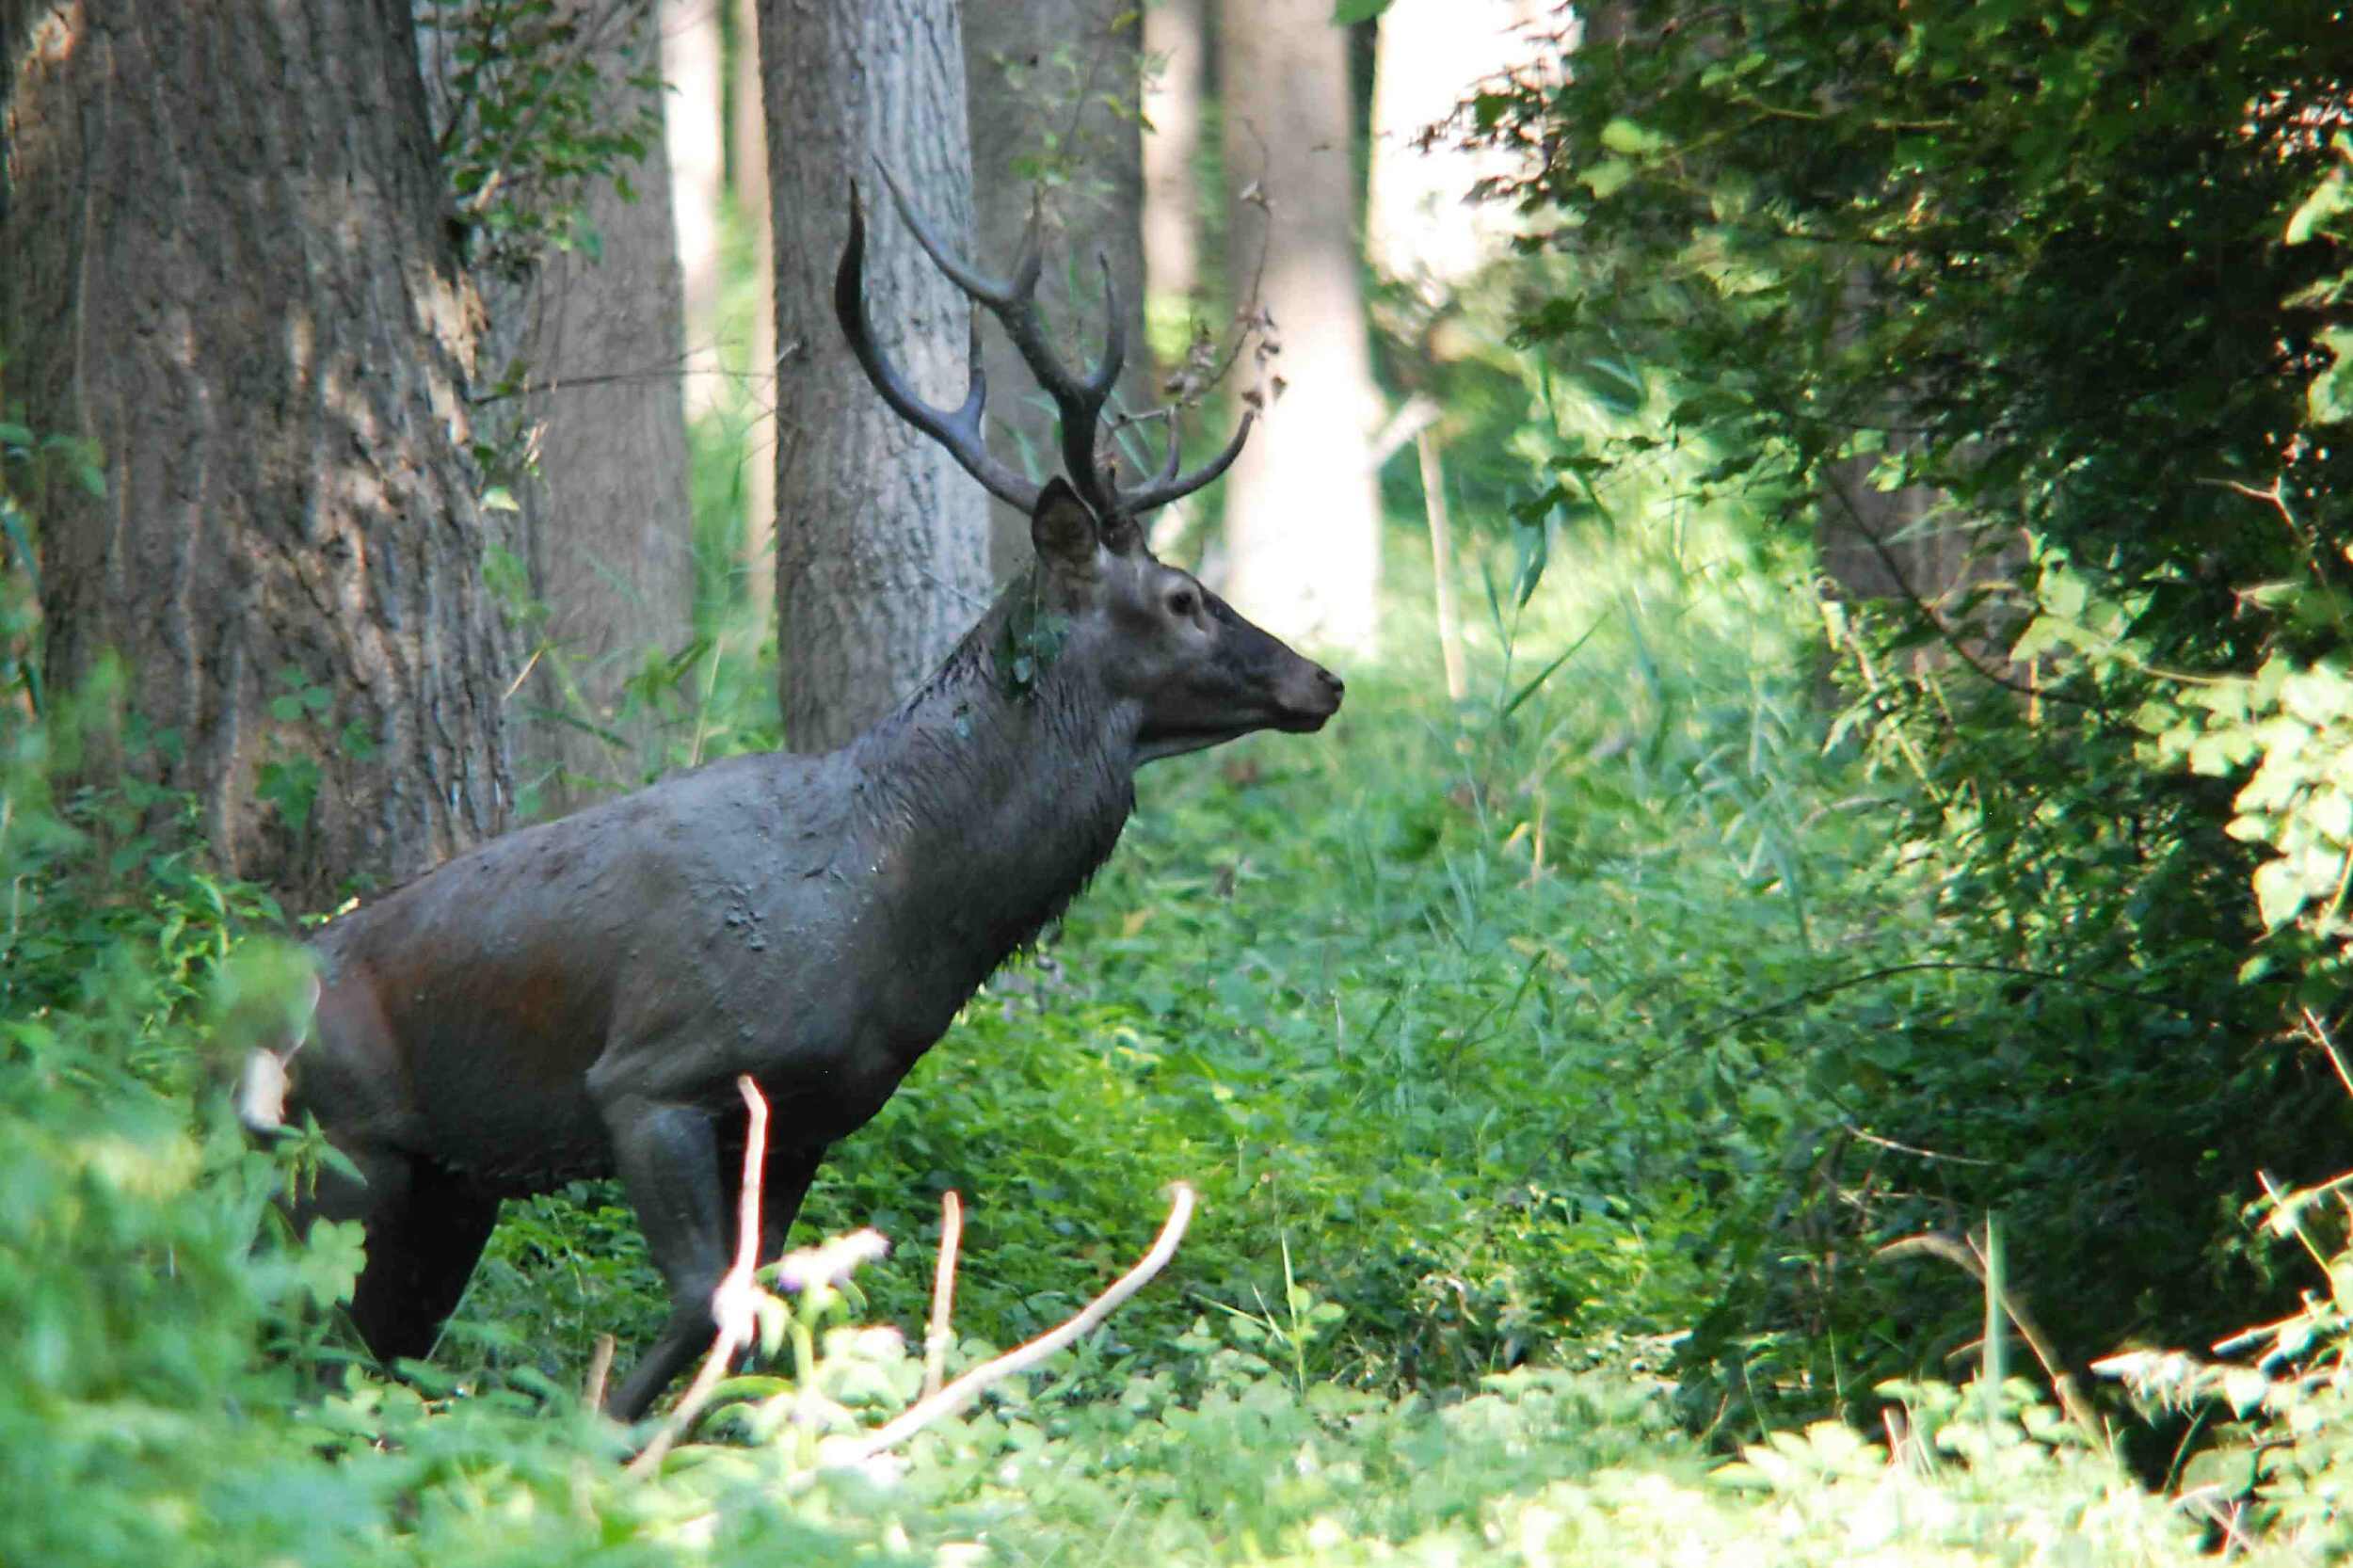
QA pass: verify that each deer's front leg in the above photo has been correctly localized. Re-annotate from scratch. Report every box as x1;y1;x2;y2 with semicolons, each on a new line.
603;1097;732;1421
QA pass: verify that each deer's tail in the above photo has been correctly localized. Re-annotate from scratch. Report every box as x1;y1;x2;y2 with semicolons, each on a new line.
235;971;321;1138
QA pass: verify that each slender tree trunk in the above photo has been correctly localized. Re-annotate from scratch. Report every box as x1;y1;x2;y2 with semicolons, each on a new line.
1218;0;1381;649
502;108;696;808
760;0;989;752
665;0;727;418
3;0;515;905
426;2;696;813
1141;0;1207;320
964;0;1148;582
731;0;776;631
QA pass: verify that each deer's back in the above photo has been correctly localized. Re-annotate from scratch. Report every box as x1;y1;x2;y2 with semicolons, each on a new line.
297;750;868;1187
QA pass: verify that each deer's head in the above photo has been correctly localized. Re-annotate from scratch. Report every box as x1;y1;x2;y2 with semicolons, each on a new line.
837;171;1342;765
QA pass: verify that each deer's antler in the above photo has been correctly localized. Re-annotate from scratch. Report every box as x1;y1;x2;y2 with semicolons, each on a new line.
835;168;1252;523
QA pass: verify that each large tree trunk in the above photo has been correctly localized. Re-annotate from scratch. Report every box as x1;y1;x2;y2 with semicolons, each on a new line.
423;2;696;815
1141;0;1208;322
760;0;989;752
3;0;515;906
1218;0;1381;649
963;0;1148;582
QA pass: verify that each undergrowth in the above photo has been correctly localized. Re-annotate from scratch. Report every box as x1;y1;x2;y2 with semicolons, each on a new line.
6;445;2350;1560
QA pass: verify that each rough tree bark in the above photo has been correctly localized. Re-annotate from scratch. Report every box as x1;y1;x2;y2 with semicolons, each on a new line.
1217;0;1382;649
964;0;1149;582
421;2;696;813
2;0;515;905
760;0;989;752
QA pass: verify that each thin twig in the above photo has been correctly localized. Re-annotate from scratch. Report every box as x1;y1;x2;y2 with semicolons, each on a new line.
924;1191;964;1400
1689;958;2200;1048
1877;1230;2104;1445
2300;1007;2353;1101
820;1184;1195;1471
1819;463;2095;709
625;1076;770;1478
1845;1127;1994;1166
500;645;544;703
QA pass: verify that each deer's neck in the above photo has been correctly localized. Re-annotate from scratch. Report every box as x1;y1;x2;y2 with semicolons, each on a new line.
847;575;1140;1002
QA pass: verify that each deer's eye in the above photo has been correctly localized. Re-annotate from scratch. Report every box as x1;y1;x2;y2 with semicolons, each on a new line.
1165;586;1200;619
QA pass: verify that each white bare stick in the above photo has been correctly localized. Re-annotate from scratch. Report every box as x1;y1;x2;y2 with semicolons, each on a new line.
923;1191;964;1400
1415;426;1465;703
821;1183;1195;1471
584;1334;616;1412
625;1075;770;1478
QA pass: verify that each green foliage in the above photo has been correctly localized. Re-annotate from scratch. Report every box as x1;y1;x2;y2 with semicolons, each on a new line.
971;22;1146;216
995;588;1071;701
1467;0;2353;1426
427;0;664;272
23;6;2353;1543
8;410;2352;1565
2096;1160;2353;1558
455;481;1907;1418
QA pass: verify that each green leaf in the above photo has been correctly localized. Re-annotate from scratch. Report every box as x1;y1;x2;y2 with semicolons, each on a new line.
2308;326;2353;425
2285;164;2353;246
1599;118;1668;156
2252;856;2311;931
1331;0;1392;21
1500;617;1604;720
1581;157;1635;200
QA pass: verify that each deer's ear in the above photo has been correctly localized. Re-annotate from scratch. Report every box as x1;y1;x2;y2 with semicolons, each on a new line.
1031;477;1103;578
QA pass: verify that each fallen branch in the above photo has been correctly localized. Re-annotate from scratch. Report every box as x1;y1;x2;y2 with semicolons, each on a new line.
818;1183;1195;1472
625;1075;770;1478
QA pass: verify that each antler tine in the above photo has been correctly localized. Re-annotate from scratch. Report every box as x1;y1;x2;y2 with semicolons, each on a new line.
836;183;1041;512
1044;253;1127;508
1116;411;1256;517
873;159;1020;306
876;160;1130;512
872;166;1234;521
976;240;1122;512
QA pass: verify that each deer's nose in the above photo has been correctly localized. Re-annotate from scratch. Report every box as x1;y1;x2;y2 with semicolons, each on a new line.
1319;667;1345;700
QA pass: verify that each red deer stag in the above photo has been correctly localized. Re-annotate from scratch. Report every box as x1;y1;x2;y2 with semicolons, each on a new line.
242;173;1343;1420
